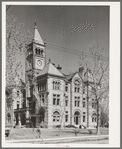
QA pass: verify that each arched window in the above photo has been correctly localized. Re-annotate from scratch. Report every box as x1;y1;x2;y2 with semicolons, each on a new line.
52;80;61;90
35;48;41;55
92;113;97;122
74;78;81;93
53;111;60;122
7;113;11;123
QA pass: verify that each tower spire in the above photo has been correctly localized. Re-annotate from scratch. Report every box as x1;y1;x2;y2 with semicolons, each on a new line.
34;20;37;29
33;21;44;45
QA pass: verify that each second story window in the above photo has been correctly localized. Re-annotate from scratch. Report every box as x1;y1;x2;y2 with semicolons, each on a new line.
53;94;60;106
53;81;60;90
74;96;80;107
83;98;86;108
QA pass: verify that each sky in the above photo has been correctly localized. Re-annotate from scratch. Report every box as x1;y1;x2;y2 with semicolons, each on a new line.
6;5;109;75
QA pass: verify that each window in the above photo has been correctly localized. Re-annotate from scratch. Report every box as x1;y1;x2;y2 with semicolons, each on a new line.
83;112;86;122
53;81;60;90
35;48;40;55
40;94;45;104
53;111;60;122
92;99;96;109
83;98;86;107
38;82;46;91
65;83;68;92
7;100;11;110
17;91;19;96
74;96;80;107
65;100;68;106
17;101;19;109
74;79;80;93
57;99;60;105
65;115;68;122
92;113;97;122
83;86;85;94
22;101;26;108
65;111;68;122
7;113;11;123
53;94;60;106
74;86;80;93
78;101;80;107
83;102;85;107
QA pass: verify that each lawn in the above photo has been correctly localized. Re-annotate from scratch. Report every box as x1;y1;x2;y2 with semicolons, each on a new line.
6;127;109;140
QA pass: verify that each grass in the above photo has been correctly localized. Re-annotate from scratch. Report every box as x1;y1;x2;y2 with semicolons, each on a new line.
6;127;109;140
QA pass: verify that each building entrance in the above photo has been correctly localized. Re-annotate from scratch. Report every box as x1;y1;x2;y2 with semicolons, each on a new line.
74;111;81;125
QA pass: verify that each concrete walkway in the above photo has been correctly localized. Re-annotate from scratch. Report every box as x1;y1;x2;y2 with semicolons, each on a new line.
5;135;109;144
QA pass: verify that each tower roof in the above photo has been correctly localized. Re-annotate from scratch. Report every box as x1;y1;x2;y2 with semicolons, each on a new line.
33;22;44;45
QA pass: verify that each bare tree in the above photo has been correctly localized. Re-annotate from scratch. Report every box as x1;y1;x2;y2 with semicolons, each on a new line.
79;42;109;134
100;97;109;127
6;15;32;86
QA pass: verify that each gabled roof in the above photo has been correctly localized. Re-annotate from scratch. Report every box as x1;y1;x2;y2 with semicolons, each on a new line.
64;72;76;81
37;61;65;78
64;71;83;81
33;23;44;45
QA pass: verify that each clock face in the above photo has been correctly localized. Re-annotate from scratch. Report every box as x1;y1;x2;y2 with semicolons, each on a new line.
37;60;42;66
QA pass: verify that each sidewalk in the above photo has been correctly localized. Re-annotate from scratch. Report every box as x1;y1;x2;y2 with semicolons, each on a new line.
5;135;109;144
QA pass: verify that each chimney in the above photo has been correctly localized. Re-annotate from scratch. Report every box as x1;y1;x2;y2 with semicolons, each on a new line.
79;67;84;73
57;64;62;71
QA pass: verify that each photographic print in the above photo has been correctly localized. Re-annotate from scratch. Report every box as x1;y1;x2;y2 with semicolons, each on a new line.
2;2;120;148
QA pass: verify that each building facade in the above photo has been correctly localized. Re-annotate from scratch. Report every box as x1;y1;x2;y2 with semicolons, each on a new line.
5;24;97;128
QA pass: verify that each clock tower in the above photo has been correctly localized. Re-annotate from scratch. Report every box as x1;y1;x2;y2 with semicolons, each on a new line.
26;23;46;78
25;23;46;127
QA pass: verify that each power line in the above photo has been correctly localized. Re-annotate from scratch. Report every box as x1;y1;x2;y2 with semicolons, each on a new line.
46;42;109;60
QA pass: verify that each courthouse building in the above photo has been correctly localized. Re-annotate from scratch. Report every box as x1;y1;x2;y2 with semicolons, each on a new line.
5;24;97;128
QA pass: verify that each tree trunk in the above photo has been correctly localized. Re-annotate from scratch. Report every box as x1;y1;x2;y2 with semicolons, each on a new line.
96;98;101;135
